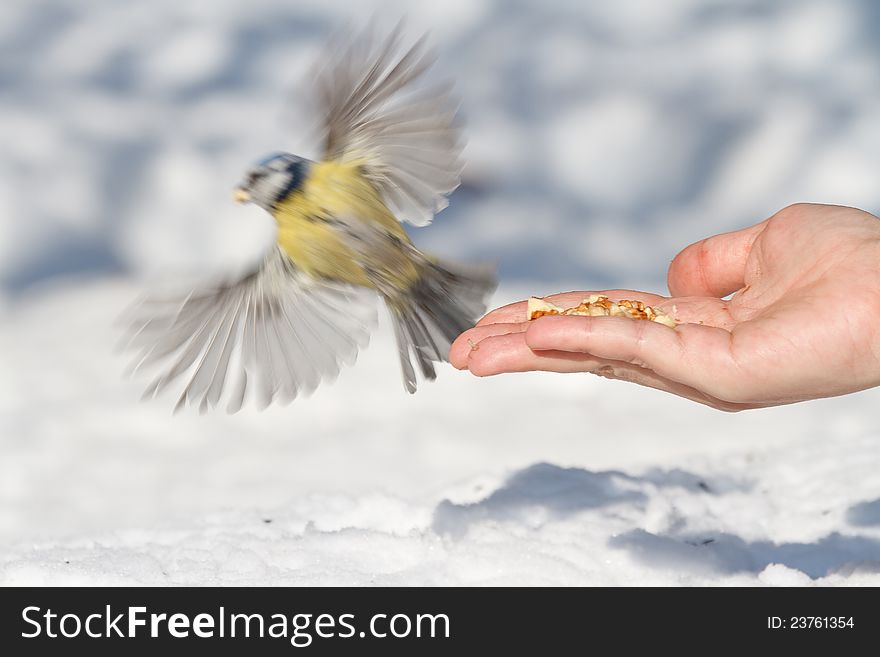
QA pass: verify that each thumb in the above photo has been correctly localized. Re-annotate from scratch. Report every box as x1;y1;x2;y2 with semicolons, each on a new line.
667;220;767;298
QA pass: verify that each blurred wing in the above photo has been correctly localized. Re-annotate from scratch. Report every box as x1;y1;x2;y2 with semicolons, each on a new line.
125;247;377;413
314;24;463;227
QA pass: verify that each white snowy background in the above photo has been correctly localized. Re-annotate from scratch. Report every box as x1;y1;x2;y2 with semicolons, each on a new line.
3;0;880;585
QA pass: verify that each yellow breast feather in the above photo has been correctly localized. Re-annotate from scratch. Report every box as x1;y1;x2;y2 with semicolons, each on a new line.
272;160;415;287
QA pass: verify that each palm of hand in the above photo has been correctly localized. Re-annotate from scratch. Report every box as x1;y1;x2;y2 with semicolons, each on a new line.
450;204;880;410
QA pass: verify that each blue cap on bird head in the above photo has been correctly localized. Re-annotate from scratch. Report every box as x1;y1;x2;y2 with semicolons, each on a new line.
256;152;293;168
234;152;309;211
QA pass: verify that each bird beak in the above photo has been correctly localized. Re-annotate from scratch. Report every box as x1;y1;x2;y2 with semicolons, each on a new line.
232;188;251;204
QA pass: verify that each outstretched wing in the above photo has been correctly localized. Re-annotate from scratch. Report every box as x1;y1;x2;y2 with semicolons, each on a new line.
124;247;377;413
314;23;463;227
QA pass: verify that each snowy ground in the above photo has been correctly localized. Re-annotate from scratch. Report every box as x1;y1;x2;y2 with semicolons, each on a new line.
3;0;880;585
4;279;880;586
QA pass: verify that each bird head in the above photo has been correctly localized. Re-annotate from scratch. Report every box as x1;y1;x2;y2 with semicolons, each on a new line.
233;152;309;211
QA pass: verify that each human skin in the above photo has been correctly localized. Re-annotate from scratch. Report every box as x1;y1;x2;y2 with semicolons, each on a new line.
449;203;880;411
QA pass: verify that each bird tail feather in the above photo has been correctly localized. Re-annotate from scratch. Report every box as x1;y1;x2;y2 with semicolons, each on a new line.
387;258;496;393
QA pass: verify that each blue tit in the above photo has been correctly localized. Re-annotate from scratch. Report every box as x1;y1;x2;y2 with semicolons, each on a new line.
126;26;497;413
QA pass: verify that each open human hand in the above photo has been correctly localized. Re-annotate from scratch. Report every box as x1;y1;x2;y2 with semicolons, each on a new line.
450;204;880;411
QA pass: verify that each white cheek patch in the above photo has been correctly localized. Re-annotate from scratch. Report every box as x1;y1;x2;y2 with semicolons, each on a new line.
249;170;293;209
267;170;290;194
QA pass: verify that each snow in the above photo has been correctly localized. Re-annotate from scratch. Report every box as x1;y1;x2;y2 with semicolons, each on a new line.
3;0;880;586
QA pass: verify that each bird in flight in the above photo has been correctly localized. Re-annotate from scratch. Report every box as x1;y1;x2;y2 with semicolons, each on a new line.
125;25;497;413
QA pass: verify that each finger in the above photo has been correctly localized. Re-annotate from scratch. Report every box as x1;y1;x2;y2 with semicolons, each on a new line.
465;331;762;411
524;315;738;397
476;289;670;326
587;359;769;411
667;221;768;298
449;322;528;369
475;299;528;326
466;333;599;375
